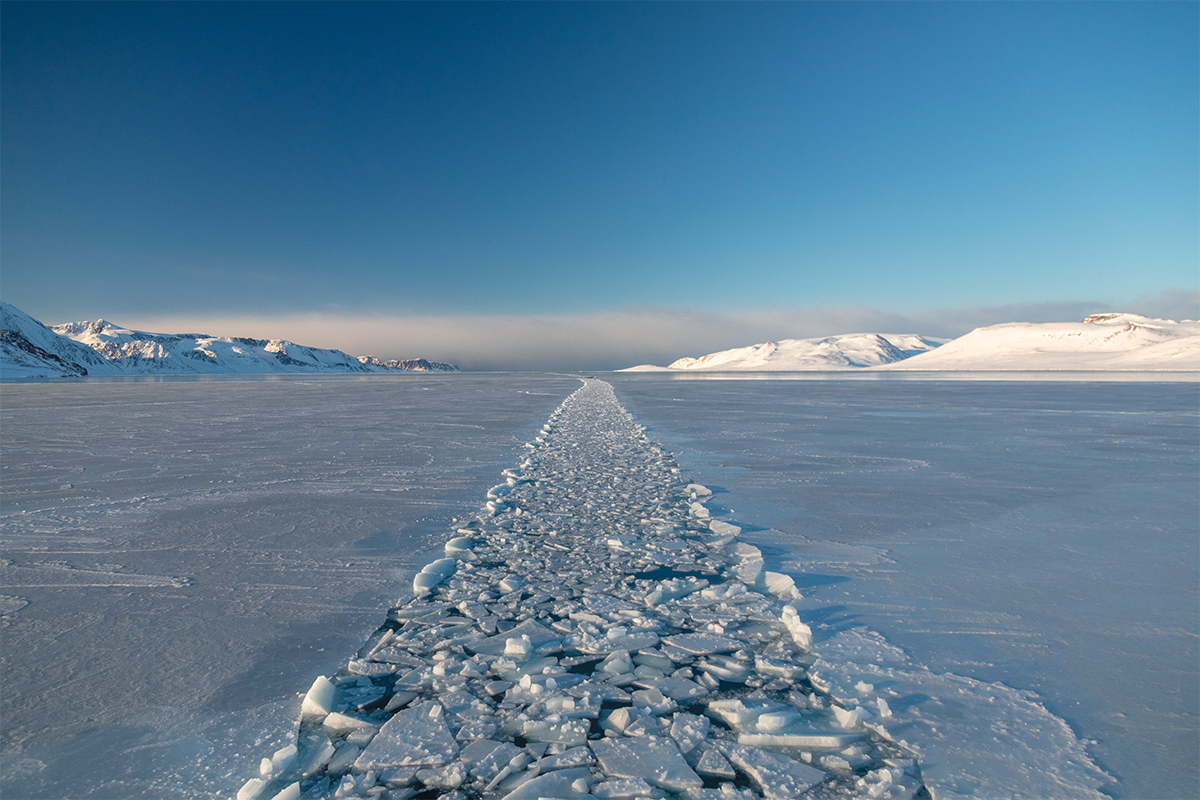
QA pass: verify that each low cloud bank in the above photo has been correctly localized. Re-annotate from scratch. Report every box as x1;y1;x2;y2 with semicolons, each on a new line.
119;288;1198;372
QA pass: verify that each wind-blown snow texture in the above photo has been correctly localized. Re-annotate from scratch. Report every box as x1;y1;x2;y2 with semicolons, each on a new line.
0;375;578;799
1;375;1194;799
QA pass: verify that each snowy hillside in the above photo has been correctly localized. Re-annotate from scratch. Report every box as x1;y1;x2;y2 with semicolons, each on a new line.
51;318;384;376
624;333;946;372
0;302;122;378
883;313;1200;371
0;302;459;377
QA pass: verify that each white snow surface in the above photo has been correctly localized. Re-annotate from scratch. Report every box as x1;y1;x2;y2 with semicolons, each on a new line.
607;373;1198;800
634;333;945;372
882;313;1200;371
2;373;1194;800
0;375;579;799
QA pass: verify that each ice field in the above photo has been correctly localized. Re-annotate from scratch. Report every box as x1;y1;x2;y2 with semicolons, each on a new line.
606;374;1198;800
0;375;579;798
1;374;1196;799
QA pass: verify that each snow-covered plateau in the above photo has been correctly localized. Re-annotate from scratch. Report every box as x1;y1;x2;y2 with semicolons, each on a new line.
624;314;1200;372
0;302;457;377
1;374;1194;800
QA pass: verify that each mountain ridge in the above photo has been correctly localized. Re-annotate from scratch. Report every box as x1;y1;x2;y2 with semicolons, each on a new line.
1;302;459;378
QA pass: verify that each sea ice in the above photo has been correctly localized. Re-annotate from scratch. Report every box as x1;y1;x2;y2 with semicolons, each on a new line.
590;736;703;792
351;701;459;770
238;379;923;799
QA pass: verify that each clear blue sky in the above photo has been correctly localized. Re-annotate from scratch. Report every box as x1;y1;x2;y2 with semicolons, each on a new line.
2;2;1196;367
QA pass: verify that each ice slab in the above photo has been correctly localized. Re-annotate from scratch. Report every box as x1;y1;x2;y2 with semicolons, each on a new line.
590;736;703;792
499;767;592;800
300;676;336;718
352;701;458;770
466;619;560;656
724;744;828;798
661;633;743;655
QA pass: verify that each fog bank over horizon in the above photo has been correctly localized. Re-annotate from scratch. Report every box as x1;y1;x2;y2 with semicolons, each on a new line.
58;288;1200;372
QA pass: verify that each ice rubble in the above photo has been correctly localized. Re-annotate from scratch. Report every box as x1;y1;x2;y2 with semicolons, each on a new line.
242;380;926;800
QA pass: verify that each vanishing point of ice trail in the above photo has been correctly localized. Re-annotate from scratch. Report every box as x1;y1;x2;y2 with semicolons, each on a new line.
240;379;925;800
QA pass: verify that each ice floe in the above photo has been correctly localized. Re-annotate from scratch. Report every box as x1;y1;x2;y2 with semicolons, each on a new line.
241;380;926;799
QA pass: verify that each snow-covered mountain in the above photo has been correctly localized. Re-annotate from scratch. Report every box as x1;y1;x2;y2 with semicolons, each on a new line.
356;355;458;372
0;302;123;378
882;313;1200;371
623;332;946;371
50;317;385;376
0;302;459;377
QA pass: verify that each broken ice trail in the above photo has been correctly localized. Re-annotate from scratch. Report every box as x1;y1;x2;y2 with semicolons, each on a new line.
240;379;926;800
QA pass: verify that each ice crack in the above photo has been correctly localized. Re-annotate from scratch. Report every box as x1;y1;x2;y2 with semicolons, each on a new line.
241;380;926;800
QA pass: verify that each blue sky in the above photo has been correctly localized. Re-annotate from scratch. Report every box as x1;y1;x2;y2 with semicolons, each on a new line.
2;2;1196;369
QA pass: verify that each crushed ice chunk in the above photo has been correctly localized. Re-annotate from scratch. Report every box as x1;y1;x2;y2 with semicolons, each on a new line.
322;711;373;732
352;701;459;770
738;732;863;749
635;675;708;701
694;747;737;780
300;675;336;718
498;767;592;800
780;605;813;650
724;744;828;798
468;619;559;656
539;745;595;771
590;736;703;792
832;704;873;729
592;777;655;798
445;536;476;555
763;571;799;599
244;379;925;798
236;778;265;800
521;718;590;746
661;633;742;655
668;712;710;754
265;782;300;800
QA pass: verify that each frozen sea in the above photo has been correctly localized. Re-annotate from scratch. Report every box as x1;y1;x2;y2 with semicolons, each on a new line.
1;373;1196;799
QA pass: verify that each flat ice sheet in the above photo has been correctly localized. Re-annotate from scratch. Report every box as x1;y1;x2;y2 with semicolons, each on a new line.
4;373;1195;799
0;374;580;799
608;374;1199;800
